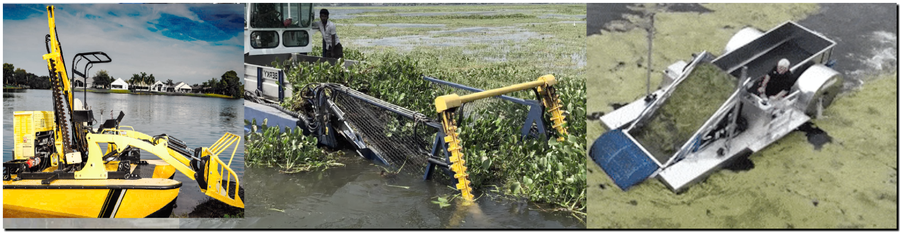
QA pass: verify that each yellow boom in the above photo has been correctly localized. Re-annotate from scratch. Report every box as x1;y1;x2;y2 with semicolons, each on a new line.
434;74;569;202
42;6;73;109
41;5;77;155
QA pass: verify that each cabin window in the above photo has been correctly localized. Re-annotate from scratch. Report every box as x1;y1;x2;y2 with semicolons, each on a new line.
250;3;313;28
283;30;309;47
250;31;279;48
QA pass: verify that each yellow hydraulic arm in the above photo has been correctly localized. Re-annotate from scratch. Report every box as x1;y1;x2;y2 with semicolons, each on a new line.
42;5;77;155
77;127;245;208
434;74;569;202
42;6;73;111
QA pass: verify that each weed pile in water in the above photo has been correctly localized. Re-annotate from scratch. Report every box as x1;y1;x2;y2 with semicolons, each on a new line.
244;119;344;173
257;47;585;213
631;63;736;158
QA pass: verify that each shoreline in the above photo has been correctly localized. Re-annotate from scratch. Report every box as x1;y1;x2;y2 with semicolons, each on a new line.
72;88;238;99
4;87;239;99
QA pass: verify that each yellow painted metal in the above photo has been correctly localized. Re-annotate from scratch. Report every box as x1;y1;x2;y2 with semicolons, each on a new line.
434;75;557;112
109;126;192;167
42;5;76;156
114;188;179;218
195;133;244;208
70;126;244;208
152;164;177;179
440;111;474;203
4;188;107;218
207;132;241;167
3;179;181;218
433;74;569;202
13;111;57;160
42;6;72;111
535;75;569;141
104;126;193;168
50;154;60;167
79;132;195;179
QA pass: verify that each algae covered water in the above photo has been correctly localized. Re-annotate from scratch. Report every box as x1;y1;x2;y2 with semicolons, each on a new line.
586;3;896;228
2;90;245;217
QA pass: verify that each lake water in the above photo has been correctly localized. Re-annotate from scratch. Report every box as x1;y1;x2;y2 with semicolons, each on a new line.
187;156;582;228
2;89;244;216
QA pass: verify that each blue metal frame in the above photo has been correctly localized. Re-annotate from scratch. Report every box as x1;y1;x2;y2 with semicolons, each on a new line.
590;129;659;190
256;67;263;93
422;75;549;140
424;130;449;180
278;70;285;102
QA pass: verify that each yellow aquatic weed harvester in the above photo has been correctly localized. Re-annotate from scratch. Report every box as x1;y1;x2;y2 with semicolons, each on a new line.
3;6;244;218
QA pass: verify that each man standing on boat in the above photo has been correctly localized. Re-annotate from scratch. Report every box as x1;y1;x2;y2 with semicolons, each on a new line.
754;58;797;100
312;9;343;59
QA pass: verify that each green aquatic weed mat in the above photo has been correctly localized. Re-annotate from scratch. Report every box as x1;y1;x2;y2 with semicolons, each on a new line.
629;62;736;162
587;73;896;229
579;3;900;229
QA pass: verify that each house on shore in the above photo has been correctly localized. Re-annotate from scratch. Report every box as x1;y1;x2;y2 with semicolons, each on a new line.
130;82;150;92
110;78;128;90
73;78;93;90
174;82;192;93
150;81;172;92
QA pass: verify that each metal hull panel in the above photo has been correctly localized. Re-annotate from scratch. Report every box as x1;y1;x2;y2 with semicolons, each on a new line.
658;107;809;192
598;90;662;131
3;179;180;218
244;100;300;133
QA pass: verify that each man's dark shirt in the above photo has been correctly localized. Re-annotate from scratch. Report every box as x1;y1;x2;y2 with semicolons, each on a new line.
765;67;797;97
753;67;797;97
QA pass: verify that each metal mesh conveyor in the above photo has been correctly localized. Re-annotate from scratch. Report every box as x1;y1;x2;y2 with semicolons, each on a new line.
327;85;440;176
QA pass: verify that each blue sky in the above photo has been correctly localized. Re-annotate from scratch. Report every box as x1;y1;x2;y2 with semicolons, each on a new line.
3;4;243;86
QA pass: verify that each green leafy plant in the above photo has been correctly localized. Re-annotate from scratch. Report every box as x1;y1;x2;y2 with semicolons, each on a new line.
270;46;587;214
244;119;344;173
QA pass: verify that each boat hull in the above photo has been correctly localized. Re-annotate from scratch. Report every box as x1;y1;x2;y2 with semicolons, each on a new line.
3;178;181;218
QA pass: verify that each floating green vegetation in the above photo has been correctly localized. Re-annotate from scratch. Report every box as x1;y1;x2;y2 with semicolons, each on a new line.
328;4;585;83
244;119;345;173
585;3;819;142
269;44;586;214
587;3;895;229
631;62;736;159
335;3;585;14
246;3;585;218
365;13;536;21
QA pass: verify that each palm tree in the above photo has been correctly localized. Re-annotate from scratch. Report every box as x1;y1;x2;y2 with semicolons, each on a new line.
138;72;147;90
146;73;156;86
129;73;140;86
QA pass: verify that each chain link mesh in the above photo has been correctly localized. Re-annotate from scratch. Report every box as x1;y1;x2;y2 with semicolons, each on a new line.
329;86;439;177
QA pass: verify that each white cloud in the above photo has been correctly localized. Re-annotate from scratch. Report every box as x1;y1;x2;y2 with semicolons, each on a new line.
3;4;243;86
